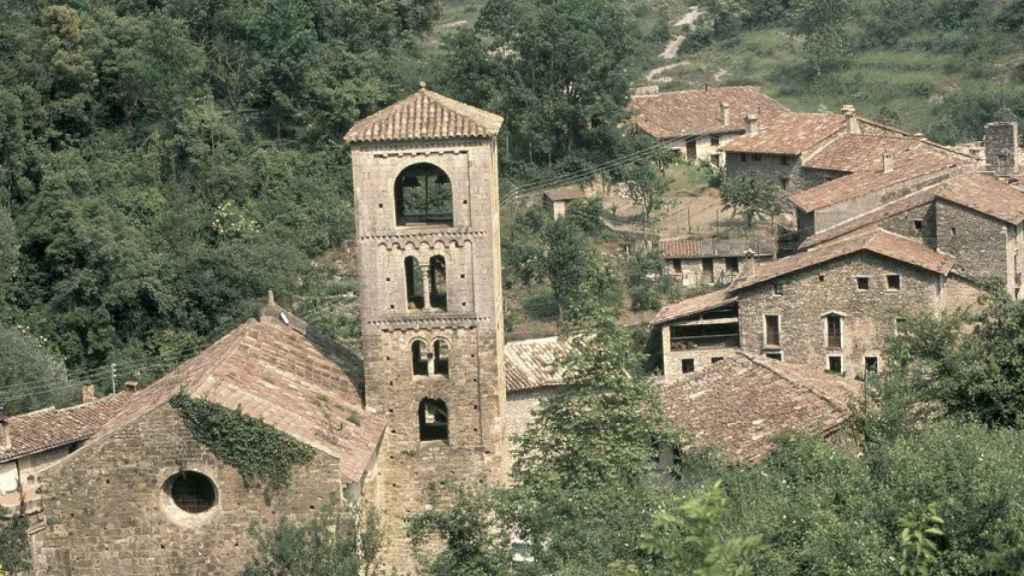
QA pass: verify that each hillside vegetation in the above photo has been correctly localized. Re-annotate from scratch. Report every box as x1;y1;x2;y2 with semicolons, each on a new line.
669;0;1024;143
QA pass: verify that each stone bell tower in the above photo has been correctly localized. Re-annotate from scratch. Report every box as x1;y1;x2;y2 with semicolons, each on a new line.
344;86;506;568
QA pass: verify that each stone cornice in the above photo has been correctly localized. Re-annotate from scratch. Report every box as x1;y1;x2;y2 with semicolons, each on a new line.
367;315;488;332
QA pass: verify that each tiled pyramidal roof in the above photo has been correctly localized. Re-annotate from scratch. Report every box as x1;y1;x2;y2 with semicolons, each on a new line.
344;86;504;143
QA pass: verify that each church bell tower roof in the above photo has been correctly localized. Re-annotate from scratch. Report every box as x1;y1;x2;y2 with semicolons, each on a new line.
343;84;504;143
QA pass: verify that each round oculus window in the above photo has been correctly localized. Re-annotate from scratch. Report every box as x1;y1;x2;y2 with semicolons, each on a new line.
167;471;217;514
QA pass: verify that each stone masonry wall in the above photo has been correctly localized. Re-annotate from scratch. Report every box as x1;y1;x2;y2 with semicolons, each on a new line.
934;199;1010;287
880;203;936;247
33;404;340;576
660;325;740;378
736;253;941;378
725;152;803;191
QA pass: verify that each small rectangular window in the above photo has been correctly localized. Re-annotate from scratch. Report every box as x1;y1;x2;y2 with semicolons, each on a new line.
781;155;791;166
711;357;724;364
856;277;870;290
895;317;907;335
827;355;843;374
672;259;682;273
682;358;695;373
765;315;781;347
740;153;748;162
726;257;739;272
951;226;957;236
818;273;826;283
765;351;783;361
780;177;789;189
773;283;783;295
865;356;878;373
887;274;901;290
913;219;923;231
711;135;720;146
753;154;762;162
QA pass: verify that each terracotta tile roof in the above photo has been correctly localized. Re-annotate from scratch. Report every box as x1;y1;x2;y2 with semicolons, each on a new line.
720;112;846;155
0;393;132;463
799;189;935;250
652;288;736;326
660;237;774;259
629;86;789;139
801;133;926;172
504;337;574;392
543;184;590;202
730;228;954;292
87;314;386;483
344;87;504;143
800;172;1024;249
789;159;963;213
930;173;1024;224
658;352;862;462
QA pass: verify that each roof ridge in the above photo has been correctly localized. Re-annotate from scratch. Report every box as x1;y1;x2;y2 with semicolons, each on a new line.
745;354;856;414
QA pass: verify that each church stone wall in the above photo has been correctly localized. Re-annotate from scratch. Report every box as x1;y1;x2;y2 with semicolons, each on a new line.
33;404;340;576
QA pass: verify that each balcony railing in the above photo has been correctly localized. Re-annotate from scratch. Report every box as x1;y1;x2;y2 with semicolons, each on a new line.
670;334;741;351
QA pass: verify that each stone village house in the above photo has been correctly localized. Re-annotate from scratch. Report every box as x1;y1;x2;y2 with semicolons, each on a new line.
7;88;968;575
629;85;789;166
655;115;1024;379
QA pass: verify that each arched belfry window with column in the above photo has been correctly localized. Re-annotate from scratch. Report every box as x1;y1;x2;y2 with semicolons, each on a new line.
418;398;449;442
429;255;447;310
405;256;425;310
395;163;453;226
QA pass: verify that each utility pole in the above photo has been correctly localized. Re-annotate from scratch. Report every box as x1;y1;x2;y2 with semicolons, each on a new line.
110;363;117;394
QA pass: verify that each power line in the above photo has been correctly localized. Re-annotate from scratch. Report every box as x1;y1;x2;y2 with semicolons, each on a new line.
501;135;693;206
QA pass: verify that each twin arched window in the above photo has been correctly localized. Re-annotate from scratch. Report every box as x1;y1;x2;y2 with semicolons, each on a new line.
411;338;450;378
396;164;453;226
404;255;447;311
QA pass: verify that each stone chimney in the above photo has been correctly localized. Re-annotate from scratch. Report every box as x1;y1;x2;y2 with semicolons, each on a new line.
0;409;10;451
841;104;860;134
82;384;96;403
742;248;757;274
882;152;895;174
720;102;731;127
745;113;759;136
985;121;1019;178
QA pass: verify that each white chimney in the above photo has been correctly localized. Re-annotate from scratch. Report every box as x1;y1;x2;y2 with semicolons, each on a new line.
720;102;731;126
841;104;860;134
82;384;96;403
882;152;895;174
0;409;10;451
745;113;759;136
125;381;139;393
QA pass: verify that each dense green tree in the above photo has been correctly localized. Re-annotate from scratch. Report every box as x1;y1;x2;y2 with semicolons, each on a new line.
544;219;622;324
0;0;439;379
884;287;1024;427
0;324;70;414
719;176;784;229
244;500;384;576
0;207;16;310
627;246;677;312
436;0;644;174
787;0;854;75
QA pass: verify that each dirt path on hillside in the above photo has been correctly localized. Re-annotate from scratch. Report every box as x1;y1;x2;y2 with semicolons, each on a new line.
647;6;704;83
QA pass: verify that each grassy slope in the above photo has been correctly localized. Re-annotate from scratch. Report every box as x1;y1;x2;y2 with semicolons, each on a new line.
661;27;1022;141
